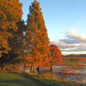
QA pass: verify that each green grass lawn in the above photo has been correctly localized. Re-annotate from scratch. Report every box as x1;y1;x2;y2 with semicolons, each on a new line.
0;72;85;86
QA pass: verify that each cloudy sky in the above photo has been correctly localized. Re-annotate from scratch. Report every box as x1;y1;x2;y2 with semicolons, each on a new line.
20;0;86;55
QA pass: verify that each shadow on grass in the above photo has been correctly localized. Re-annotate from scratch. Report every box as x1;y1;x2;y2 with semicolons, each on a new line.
0;72;47;86
18;73;84;86
0;79;24;86
18;73;48;86
0;72;85;86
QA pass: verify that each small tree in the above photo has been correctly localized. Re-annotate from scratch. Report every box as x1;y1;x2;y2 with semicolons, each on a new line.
49;44;63;73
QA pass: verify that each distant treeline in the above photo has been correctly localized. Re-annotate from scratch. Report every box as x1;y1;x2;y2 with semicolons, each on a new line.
62;54;86;60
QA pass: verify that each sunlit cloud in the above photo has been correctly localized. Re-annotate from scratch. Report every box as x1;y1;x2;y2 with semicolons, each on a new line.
62;51;86;55
51;28;86;54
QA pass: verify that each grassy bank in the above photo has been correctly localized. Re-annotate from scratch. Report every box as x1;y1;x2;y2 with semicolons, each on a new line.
0;72;85;86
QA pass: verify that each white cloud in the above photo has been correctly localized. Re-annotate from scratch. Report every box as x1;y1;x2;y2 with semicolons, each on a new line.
50;28;86;53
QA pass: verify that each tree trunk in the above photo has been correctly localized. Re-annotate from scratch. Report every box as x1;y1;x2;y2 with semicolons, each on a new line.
50;62;53;73
37;66;41;74
30;63;35;73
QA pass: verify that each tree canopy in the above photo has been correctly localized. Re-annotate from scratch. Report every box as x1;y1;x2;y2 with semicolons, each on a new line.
26;0;50;67
49;44;63;64
0;0;23;57
0;0;63;73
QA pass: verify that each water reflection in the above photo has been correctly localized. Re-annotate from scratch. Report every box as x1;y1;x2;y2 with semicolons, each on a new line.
56;74;86;84
53;59;86;84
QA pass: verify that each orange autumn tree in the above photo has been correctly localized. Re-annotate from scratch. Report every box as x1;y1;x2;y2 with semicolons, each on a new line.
49;44;63;73
0;0;23;57
26;0;50;72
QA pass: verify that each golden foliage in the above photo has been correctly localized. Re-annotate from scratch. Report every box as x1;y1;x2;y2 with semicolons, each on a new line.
0;0;23;57
26;0;50;67
49;44;63;64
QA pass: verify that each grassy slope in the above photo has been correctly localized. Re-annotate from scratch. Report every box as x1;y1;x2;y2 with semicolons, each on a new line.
0;72;85;86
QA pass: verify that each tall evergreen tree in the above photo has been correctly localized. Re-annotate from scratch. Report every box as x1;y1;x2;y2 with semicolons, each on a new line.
26;0;50;72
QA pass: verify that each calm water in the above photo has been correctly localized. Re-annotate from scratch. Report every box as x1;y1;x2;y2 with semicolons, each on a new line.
26;59;86;84
53;59;86;84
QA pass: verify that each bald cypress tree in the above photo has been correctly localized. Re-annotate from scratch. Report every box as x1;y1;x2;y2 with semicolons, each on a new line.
49;44;63;73
26;0;50;72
